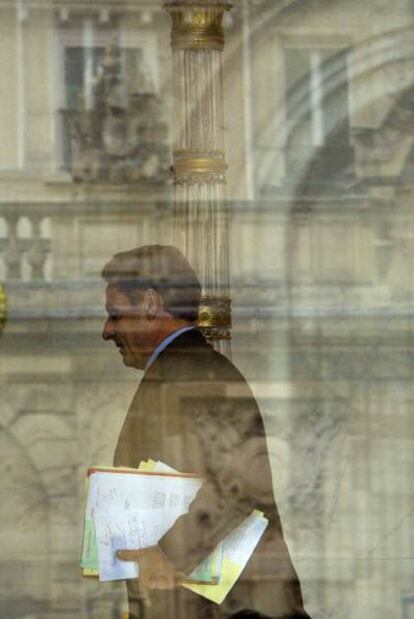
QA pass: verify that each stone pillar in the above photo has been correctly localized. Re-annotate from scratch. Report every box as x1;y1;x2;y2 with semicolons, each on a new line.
164;0;232;354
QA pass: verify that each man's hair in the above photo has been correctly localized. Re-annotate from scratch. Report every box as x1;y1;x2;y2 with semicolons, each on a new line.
102;245;201;322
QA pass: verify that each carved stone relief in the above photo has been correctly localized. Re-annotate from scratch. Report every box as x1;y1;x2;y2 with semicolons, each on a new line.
62;44;169;185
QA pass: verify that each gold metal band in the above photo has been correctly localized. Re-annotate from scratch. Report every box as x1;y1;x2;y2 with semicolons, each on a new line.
173;157;228;175
172;153;228;183
198;295;232;341
174;148;225;160
164;1;232;51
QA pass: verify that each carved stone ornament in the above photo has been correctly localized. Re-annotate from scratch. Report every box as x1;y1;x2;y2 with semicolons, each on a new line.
164;1;232;51
0;284;6;336
198;295;232;341
62;44;169;184
351;84;414;172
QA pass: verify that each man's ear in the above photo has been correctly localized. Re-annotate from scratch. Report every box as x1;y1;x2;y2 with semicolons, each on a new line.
142;288;163;319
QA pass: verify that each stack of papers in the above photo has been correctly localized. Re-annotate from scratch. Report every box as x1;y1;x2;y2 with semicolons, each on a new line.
184;509;268;604
81;460;268;604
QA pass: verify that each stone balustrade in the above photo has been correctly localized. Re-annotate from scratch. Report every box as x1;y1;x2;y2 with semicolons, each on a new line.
0;209;51;281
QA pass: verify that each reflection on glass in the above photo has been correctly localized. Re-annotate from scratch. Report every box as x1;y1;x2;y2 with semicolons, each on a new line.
0;1;413;618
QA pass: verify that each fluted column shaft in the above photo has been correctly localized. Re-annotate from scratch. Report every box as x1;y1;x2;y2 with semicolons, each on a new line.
165;0;232;353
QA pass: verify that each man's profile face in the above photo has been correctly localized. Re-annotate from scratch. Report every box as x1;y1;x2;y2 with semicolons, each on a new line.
102;285;148;369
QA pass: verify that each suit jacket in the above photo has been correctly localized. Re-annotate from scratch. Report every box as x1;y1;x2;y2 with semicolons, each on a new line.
114;329;308;619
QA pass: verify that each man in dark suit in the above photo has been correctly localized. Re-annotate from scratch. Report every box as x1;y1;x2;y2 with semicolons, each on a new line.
101;245;310;619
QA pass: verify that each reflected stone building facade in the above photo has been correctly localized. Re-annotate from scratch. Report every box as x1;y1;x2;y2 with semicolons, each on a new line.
0;1;413;618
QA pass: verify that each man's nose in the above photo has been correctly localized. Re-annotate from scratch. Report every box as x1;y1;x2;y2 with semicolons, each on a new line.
102;319;114;341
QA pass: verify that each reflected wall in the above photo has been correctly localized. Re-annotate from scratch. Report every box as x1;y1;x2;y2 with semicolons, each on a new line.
0;1;413;618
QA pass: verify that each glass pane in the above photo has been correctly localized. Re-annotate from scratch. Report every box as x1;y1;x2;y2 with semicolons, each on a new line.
0;3;412;619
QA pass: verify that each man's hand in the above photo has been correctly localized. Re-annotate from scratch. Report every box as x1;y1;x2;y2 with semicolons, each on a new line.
116;545;184;590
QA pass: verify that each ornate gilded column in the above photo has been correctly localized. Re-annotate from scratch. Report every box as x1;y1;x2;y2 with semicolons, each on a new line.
164;0;232;355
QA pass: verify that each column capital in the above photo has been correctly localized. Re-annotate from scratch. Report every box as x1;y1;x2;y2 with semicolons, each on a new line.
164;0;232;51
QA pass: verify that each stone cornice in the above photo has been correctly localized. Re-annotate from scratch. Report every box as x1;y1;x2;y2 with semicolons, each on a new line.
0;0;162;14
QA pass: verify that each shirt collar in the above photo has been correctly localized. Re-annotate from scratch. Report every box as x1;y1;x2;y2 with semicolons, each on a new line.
145;326;195;371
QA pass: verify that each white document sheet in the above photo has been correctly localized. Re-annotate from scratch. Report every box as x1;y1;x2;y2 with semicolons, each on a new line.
86;471;202;519
223;510;268;565
95;507;184;581
153;461;179;473
86;470;202;581
183;510;269;603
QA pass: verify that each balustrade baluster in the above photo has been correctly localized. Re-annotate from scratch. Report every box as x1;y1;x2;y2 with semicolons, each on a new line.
4;215;22;280
27;216;48;280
